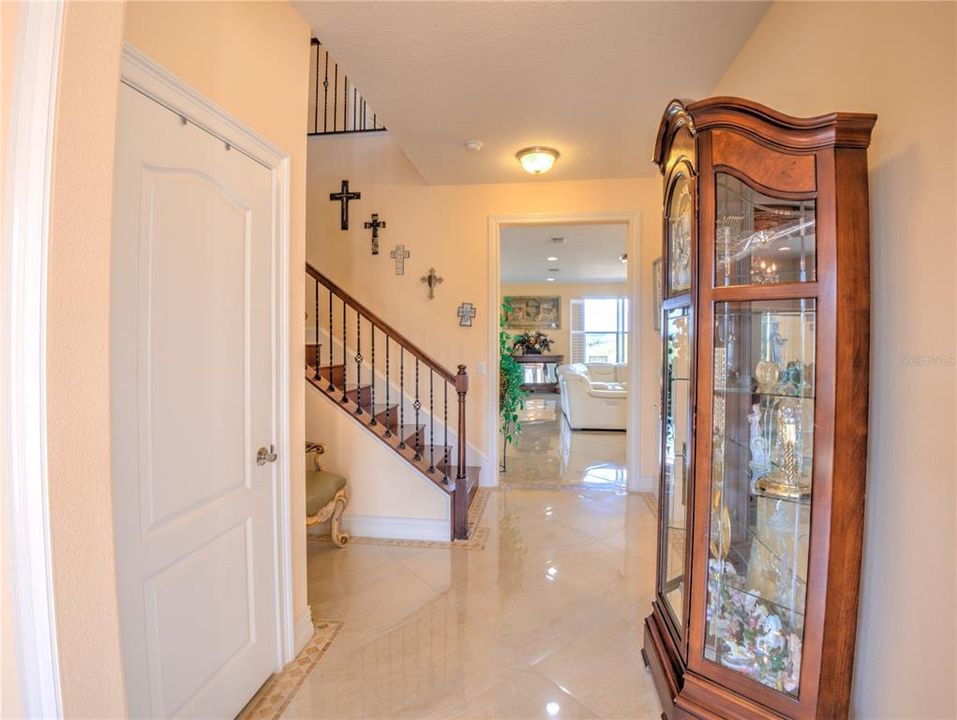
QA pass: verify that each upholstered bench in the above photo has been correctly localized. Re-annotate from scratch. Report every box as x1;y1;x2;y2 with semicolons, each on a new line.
305;443;350;547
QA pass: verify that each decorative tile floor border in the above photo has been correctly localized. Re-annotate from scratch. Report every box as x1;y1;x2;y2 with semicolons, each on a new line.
237;619;343;720
308;487;492;551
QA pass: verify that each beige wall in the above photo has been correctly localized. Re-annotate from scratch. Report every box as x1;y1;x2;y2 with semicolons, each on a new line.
2;3;23;715
40;2;311;716
306;133;663;483
46;3;128;716
713;2;957;717
501;281;629;361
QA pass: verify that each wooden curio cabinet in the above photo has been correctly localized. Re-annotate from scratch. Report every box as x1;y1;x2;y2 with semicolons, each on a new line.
642;98;876;719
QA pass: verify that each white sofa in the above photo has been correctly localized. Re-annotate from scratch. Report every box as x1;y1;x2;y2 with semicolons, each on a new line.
556;363;628;431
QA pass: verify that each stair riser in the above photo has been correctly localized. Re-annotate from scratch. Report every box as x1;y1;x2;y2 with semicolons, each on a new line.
309;361;346;387
346;386;372;406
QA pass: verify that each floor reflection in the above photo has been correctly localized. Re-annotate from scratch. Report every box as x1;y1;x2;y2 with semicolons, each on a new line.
504;396;627;494
286;395;660;719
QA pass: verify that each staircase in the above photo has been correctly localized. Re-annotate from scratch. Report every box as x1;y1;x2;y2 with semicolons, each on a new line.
305;263;478;540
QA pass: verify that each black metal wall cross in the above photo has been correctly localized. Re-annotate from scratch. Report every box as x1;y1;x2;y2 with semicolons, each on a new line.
364;213;387;255
329;180;361;230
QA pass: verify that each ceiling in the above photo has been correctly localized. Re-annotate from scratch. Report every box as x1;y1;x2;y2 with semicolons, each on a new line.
501;224;627;284
292;1;770;184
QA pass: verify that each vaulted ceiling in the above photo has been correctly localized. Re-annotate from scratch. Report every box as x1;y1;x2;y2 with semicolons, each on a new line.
293;1;770;185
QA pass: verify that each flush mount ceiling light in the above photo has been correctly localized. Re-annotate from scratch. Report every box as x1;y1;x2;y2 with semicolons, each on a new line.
516;146;560;175
547;256;558;262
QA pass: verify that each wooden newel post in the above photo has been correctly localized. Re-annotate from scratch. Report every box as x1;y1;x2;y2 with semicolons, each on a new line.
453;364;469;540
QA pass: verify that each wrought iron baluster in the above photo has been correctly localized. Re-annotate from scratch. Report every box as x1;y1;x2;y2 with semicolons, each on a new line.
369;325;377;426
413;359;421;460
355;310;363;415
353;87;357;131
398;348;406;449
312;43;318;134
444;382;449;482
322;50;329;133
333;63;338;133
384;337;392;437
428;370;435;473
327;288;335;391
313;279;321;379
340;300;348;404
344;76;349;132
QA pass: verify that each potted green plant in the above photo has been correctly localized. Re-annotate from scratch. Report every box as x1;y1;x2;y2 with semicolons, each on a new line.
499;300;529;472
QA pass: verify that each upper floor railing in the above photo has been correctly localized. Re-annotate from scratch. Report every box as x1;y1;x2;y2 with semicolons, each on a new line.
309;38;386;136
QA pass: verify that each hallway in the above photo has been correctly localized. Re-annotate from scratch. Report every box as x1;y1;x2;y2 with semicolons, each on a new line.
283;404;663;719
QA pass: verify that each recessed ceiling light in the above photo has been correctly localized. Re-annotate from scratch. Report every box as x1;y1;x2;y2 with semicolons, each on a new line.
547;256;559;262
516;146;560;174
546;278;555;282
464;140;483;152
778;246;791;251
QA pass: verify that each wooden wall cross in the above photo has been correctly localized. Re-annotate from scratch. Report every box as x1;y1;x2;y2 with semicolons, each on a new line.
329;180;361;230
390;244;411;275
364;213;386;255
420;267;443;299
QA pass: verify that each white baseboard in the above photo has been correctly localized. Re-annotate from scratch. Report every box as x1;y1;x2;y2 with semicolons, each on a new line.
293;607;315;656
342;514;450;542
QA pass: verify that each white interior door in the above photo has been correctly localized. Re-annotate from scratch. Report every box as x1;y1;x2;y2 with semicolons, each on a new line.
111;82;278;719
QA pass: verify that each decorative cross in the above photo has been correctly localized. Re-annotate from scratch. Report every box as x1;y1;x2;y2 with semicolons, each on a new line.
329;180;361;230
457;303;476;327
420;267;443;299
389;244;411;275
363;213;386;255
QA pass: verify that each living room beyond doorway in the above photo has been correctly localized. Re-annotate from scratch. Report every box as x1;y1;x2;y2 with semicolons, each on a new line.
496;219;638;496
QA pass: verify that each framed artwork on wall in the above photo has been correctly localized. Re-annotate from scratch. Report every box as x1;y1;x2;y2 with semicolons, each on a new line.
652;256;663;332
504;296;561;330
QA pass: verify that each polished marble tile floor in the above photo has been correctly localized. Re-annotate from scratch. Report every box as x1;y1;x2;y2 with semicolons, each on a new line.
285;400;662;719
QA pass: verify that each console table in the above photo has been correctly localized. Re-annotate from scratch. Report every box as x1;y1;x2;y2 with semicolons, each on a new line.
512;354;564;393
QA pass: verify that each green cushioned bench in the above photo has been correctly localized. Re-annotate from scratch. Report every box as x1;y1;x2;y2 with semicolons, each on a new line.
305;468;350;547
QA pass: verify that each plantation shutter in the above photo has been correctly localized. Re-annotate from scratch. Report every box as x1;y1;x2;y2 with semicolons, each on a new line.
569;299;585;364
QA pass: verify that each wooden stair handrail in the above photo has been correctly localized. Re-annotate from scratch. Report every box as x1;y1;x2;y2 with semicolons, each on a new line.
306;263;457;384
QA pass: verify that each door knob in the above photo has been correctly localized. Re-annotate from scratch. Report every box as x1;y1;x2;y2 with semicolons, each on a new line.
256;445;278;466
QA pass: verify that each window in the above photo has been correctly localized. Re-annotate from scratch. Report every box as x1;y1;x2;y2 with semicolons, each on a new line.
570;297;629;364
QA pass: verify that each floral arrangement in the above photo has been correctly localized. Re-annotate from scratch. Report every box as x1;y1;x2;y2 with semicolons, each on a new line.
707;559;803;695
511;331;553;355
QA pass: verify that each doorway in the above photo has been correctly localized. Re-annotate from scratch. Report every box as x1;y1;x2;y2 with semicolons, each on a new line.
488;212;643;493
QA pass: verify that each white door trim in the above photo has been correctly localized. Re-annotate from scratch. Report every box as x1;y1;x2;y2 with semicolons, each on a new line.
2;2;65;716
119;44;296;668
487;211;643;492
